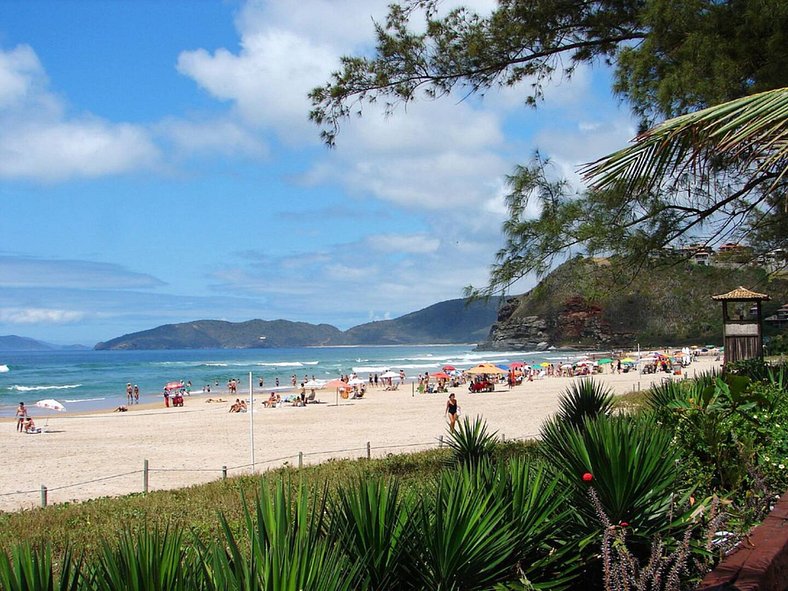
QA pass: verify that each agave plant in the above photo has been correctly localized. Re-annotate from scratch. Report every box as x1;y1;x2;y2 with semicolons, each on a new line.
445;415;499;466
555;379;615;427
541;414;685;541
504;458;587;590
88;525;199;591
327;477;414;590
0;544;81;591
198;480;356;591
408;463;517;590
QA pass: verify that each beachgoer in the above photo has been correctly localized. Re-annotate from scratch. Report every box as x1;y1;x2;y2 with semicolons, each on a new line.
133;385;139;404
16;402;28;433
24;417;38;433
163;389;170;408
126;383;133;405
445;393;460;432
115;406;128;412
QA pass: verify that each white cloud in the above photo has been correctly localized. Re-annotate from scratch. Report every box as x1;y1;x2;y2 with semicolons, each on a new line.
158;117;268;158
0;307;85;324
367;234;440;254
0;256;165;289
0;119;158;181
177;28;336;139
0;45;159;181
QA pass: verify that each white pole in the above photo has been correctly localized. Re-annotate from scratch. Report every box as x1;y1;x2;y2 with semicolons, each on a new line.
249;371;255;472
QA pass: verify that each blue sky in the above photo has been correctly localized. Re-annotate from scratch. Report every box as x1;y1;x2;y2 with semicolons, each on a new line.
0;0;637;346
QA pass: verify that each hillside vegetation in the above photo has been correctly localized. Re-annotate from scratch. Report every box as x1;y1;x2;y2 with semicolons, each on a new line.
481;257;788;350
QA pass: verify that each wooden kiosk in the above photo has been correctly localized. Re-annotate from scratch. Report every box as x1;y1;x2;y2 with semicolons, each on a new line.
711;286;770;365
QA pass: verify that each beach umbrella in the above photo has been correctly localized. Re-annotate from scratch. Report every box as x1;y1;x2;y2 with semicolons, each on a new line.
621;357;635;363
442;365;456;371
304;379;324;389
165;381;184;391
510;361;526;368
597;358;613;365
431;372;451;380
324;379;347;389
561;364;574;369
496;364;510;371
466;364;507;375
380;370;399;379
348;377;365;386
36;399;65;412
539;362;551;367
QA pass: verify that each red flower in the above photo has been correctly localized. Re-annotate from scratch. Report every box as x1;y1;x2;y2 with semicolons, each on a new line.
619;521;629;527
582;472;593;482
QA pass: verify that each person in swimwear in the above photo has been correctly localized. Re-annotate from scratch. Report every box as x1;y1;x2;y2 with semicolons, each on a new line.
445;393;460;433
16;402;28;433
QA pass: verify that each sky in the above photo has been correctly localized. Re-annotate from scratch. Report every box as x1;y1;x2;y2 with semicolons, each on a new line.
0;0;638;346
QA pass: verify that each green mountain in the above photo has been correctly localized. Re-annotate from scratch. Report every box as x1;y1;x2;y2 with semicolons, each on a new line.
478;256;788;350
93;297;503;350
94;320;344;350
0;335;55;351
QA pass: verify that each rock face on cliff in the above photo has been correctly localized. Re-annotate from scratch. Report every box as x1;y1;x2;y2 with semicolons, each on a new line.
479;257;788;351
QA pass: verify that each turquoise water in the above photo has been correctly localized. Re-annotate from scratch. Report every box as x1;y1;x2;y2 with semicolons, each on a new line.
0;345;585;417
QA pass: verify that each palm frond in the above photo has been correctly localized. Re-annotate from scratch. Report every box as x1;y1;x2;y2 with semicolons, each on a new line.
583;86;788;194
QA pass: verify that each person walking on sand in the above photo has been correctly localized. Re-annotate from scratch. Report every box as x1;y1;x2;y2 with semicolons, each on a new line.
445;393;460;433
15;402;28;433
133;385;139;404
126;383;133;405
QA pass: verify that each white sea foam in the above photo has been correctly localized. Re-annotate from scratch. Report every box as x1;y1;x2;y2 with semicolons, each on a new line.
64;397;106;403
0;364;9;373
12;384;81;392
256;362;316;368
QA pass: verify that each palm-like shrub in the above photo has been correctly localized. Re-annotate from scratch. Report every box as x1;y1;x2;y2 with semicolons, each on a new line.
201;481;355;591
88;526;199;591
504;459;586;590
409;464;517;590
0;545;81;591
445;415;499;466
541;415;684;541
328;478;414;590
555;379;615;427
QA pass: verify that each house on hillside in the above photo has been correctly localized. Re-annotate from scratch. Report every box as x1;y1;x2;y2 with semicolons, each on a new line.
765;304;788;329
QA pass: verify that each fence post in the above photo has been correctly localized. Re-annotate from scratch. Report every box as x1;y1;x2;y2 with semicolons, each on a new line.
367;441;371;459
502;433;506;442
143;459;149;494
222;465;227;480
40;484;47;508
439;435;443;448
298;451;303;469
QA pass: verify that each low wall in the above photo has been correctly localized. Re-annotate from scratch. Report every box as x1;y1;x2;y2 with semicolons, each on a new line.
697;494;788;591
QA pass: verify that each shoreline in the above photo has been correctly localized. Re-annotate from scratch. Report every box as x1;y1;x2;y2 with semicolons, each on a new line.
1;356;720;512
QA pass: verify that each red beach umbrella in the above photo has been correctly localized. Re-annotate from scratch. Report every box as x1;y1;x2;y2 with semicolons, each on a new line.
442;365;456;371
510;361;526;368
431;372;451;380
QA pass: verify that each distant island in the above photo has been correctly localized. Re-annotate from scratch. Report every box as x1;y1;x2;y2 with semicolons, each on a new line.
0;335;90;352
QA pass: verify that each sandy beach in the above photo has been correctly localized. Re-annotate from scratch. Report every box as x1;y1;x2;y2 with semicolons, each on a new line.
1;357;718;512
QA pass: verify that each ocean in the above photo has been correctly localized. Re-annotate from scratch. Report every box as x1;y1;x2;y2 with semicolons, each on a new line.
0;345;587;417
